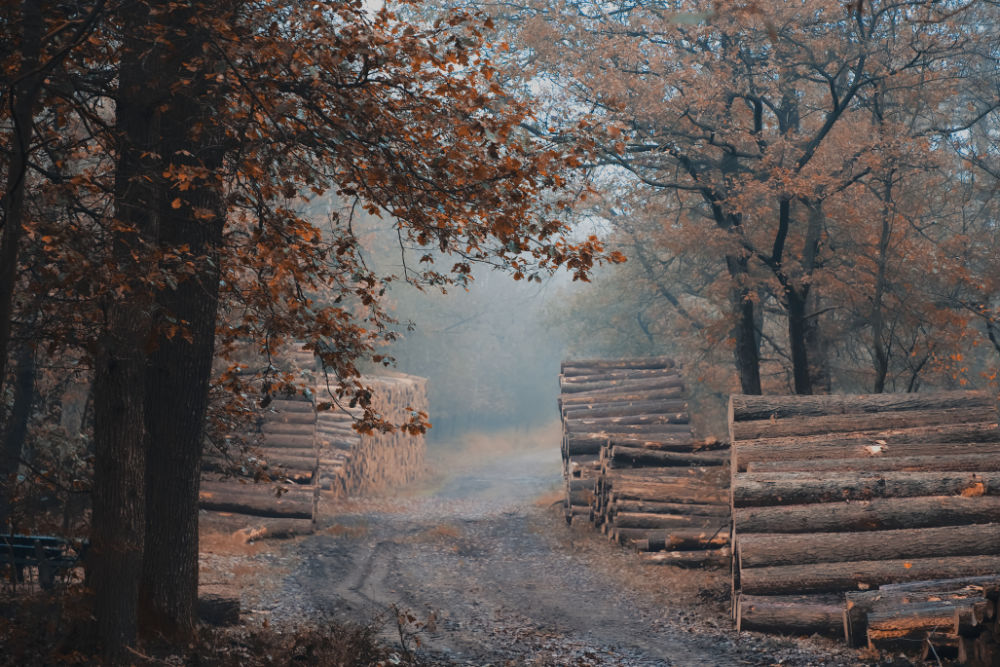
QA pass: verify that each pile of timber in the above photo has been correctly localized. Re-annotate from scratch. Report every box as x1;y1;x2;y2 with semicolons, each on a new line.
729;390;1000;658
558;356;731;566
844;575;1000;661
318;372;428;497
201;344;321;523
201;345;427;525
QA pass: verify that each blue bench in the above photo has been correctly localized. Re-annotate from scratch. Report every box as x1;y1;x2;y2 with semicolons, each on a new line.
0;534;87;589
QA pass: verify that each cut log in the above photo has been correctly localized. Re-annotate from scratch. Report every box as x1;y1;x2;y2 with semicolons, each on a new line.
560;368;682;384
844;584;990;648
866;600;975;652
747;452;1000;474
612;499;730;517
610;446;728;468
733;471;1000;507
260;433;315;449
559;375;684;394
637;548;731;567
564;413;691;427
198;483;314;520
735;594;843;636
740;554;1000;596
559;386;687;406
732;406;998;442
609;480;728;505
561;356;675;374
613;511;728;530
634;528;729;552
737;523;1000;569
561;399;688;419
733;495;1000;534
732;428;1000;471
879;574;1000;595
730;391;993;422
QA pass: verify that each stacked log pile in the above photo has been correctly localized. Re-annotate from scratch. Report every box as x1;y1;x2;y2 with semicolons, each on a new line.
201;346;427;524
319;372;428;497
729;390;1000;657
558;357;731;565
200;345;320;523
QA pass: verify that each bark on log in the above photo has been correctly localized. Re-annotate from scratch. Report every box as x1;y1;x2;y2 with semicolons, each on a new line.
634;529;729;552
613;511;728;530
610;446;728;468
198;483;314;520
637;548;731;567
735;594;844;636
730;391;993;422
737;523;1000;569
561;399;688;419
559;386;687;406
844;584;990;648
747;453;1000;474
560;368;681;384
609;480;729;505
733;471;1000;507
559;375;684;394
561;357;675;374
732;428;1000;471
732;407;997;441
733;495;1000;534
866;601;975;651
564;413;691;427
612;499;730;516
740;555;1000;596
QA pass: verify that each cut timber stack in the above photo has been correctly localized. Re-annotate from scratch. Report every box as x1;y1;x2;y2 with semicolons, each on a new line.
201;345;427;527
558;357;731;566
318;372;427;497
201;345;320;524
729;390;1000;657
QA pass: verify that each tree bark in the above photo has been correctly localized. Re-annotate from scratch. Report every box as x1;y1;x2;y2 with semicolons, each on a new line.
739;554;1000;596
139;3;227;638
732;471;1000;508
727;254;762;395
0;342;35;528
0;2;42;405
733;495;1000;535
736;523;1000;569
735;594;843;636
90;4;161;658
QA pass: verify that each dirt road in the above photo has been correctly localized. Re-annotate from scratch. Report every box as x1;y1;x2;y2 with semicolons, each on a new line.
221;428;861;666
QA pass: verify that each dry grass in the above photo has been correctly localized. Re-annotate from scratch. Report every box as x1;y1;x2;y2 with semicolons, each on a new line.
413;523;463;542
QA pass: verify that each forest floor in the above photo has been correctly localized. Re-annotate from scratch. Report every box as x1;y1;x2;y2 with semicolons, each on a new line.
198;424;891;666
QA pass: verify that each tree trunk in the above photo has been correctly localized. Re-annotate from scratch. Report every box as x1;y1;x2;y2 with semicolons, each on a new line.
139;4;226;639
786;285;813;395
0;2;42;404
0;342;35;528
90;4;161;658
727;254;762;395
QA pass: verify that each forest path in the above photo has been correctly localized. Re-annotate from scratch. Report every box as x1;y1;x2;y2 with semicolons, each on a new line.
247;426;857;666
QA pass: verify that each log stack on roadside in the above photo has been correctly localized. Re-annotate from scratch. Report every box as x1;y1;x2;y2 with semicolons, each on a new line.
200;346;320;525
558;357;731;566
729;390;1000;658
201;346;427;526
319;372;428;497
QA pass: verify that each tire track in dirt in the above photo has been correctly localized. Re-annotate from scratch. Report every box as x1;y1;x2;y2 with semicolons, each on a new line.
253;432;860;666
